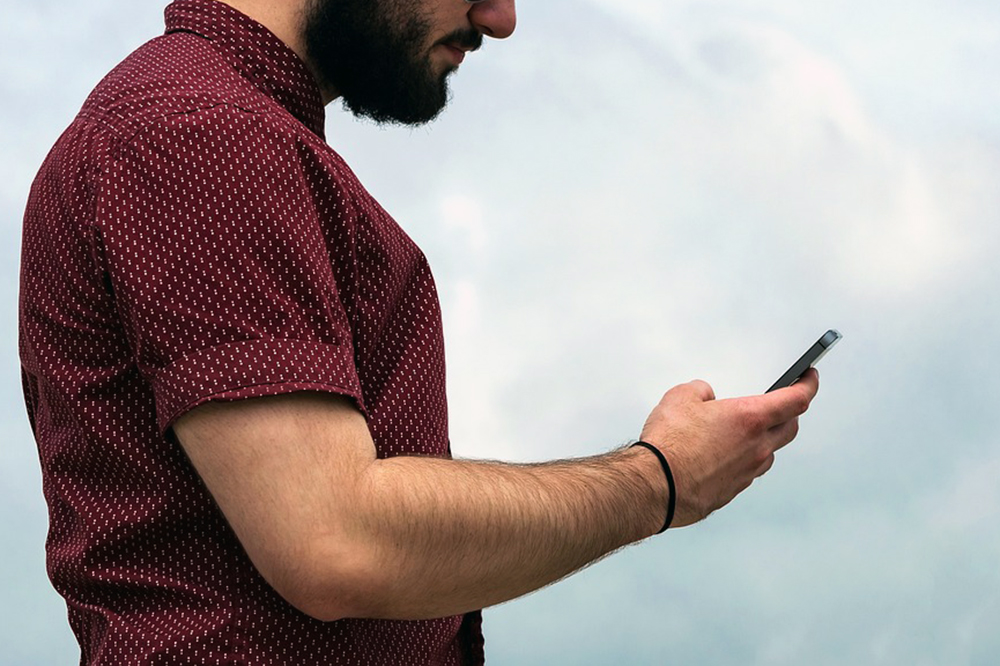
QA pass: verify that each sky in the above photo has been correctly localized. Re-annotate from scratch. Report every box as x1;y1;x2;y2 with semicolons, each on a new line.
2;0;999;664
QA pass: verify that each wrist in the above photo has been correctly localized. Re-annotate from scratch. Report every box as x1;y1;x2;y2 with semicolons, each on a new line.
623;443;673;537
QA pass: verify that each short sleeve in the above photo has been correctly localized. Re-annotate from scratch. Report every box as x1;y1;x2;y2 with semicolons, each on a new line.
94;105;365;436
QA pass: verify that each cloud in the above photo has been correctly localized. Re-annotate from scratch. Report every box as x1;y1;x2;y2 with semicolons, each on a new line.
4;0;999;663
927;452;1000;533
441;194;488;254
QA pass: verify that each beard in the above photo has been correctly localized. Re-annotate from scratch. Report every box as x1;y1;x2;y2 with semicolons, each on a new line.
302;0;481;126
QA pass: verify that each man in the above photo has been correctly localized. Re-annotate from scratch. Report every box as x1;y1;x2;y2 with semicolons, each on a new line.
18;0;819;663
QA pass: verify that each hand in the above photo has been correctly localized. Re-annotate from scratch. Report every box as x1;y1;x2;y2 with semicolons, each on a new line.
639;369;819;527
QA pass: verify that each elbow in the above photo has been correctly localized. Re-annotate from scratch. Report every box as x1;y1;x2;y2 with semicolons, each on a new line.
293;599;350;624
286;586;349;623
275;538;381;622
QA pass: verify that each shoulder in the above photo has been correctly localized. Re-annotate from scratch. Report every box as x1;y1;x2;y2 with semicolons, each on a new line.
79;32;287;147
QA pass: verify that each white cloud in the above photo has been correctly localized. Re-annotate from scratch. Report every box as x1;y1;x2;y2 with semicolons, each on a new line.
4;0;1000;662
440;194;488;254
927;452;1000;532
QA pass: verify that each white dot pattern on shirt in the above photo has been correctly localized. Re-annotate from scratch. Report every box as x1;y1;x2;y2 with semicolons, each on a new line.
18;0;481;663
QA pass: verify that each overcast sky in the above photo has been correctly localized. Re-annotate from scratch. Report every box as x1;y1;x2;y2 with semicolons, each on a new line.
2;0;998;664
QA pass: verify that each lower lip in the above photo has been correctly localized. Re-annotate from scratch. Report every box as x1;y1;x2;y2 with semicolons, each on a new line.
442;44;466;65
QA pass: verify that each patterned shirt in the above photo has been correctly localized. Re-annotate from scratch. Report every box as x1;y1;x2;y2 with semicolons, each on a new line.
18;0;483;663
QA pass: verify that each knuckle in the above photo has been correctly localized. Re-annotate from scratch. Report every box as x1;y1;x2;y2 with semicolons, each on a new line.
692;379;716;400
660;385;682;403
753;445;773;468
753;454;775;479
793;394;811;415
774;419;800;450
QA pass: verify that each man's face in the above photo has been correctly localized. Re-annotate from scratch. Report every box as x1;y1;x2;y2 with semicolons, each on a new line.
302;0;483;126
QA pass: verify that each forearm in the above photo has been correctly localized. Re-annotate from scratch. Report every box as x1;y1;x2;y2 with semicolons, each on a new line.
337;445;666;620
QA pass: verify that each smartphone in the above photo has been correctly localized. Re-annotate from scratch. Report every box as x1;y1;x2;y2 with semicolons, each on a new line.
765;329;842;393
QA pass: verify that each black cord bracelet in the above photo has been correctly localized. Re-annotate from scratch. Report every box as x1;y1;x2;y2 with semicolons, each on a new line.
631;441;676;534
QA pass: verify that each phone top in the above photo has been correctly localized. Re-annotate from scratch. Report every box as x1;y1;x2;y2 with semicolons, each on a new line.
765;328;843;392
819;329;843;349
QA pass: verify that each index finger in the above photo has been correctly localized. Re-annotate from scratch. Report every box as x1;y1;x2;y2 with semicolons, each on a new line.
760;368;820;425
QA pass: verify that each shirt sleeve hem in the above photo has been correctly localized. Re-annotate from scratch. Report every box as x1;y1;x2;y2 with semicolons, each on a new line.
153;337;366;438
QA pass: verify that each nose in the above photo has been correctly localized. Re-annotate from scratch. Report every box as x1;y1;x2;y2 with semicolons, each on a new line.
468;0;517;40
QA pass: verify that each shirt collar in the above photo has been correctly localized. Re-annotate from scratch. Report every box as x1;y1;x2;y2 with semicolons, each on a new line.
165;0;326;139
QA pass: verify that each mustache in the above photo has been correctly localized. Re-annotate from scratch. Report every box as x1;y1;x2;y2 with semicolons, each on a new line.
434;28;483;52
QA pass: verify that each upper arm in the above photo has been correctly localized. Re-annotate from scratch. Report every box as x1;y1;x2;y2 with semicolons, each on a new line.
98;108;364;437
171;390;376;620
97;109;378;618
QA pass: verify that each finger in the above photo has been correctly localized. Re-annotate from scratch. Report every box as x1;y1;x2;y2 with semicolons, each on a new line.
691;379;716;402
753;452;775;478
759;369;819;426
798;368;820;396
768;416;800;453
658;379;716;410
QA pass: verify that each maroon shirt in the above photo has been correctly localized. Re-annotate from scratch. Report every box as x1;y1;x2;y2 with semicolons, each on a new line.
19;1;483;663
